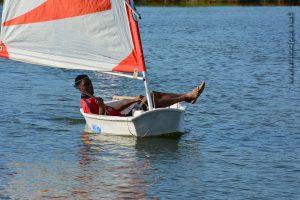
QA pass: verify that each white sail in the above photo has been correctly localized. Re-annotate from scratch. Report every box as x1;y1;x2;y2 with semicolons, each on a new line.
0;0;146;73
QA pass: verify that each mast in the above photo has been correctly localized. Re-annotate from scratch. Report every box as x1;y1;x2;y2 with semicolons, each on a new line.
142;71;153;110
126;0;154;110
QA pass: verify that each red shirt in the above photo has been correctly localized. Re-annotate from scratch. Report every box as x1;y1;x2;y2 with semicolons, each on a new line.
80;98;123;116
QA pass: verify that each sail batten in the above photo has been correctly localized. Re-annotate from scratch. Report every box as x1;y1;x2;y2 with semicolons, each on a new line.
0;0;146;73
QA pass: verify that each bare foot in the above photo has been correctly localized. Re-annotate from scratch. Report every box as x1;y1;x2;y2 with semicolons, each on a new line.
190;82;205;104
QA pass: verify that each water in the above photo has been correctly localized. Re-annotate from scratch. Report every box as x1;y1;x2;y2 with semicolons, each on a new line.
1;6;300;199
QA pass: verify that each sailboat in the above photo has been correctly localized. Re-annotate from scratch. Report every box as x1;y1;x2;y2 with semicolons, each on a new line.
0;0;187;137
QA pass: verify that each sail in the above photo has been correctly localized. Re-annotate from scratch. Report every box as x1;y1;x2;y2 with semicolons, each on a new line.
0;0;146;73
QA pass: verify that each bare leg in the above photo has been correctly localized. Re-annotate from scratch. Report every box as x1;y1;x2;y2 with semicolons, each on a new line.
153;95;188;108
141;82;205;109
152;91;185;100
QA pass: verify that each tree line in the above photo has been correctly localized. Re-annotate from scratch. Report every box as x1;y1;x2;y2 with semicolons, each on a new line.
134;0;300;6
0;0;299;5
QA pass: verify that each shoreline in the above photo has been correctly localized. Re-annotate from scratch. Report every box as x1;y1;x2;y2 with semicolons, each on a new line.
134;0;300;6
0;1;300;6
135;4;300;7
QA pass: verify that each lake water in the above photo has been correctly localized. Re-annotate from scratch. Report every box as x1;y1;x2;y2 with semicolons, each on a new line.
0;6;300;200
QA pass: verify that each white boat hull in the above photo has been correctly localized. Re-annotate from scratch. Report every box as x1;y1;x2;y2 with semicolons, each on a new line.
80;102;186;137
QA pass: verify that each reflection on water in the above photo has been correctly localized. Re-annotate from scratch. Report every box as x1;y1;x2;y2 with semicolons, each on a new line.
3;133;184;199
0;161;11;200
74;132;182;199
1;6;300;199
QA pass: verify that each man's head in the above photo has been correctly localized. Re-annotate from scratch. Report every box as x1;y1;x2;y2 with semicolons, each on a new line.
74;74;94;95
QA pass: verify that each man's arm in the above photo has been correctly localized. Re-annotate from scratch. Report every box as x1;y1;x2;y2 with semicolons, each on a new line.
95;97;106;115
112;96;143;112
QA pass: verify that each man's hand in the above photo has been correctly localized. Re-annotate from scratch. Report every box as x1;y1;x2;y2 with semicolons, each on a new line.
95;97;104;106
133;95;144;102
95;97;105;115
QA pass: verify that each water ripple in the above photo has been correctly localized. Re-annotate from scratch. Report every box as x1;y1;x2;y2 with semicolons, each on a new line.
0;6;300;200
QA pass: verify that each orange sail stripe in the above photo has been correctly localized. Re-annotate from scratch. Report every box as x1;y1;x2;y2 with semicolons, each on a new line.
0;42;9;59
112;1;146;73
126;2;146;72
3;0;111;26
112;50;138;72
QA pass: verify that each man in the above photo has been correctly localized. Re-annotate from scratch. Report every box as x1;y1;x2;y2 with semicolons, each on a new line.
74;74;205;116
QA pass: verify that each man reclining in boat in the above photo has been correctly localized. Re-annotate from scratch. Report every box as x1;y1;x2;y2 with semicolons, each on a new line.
74;74;205;116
